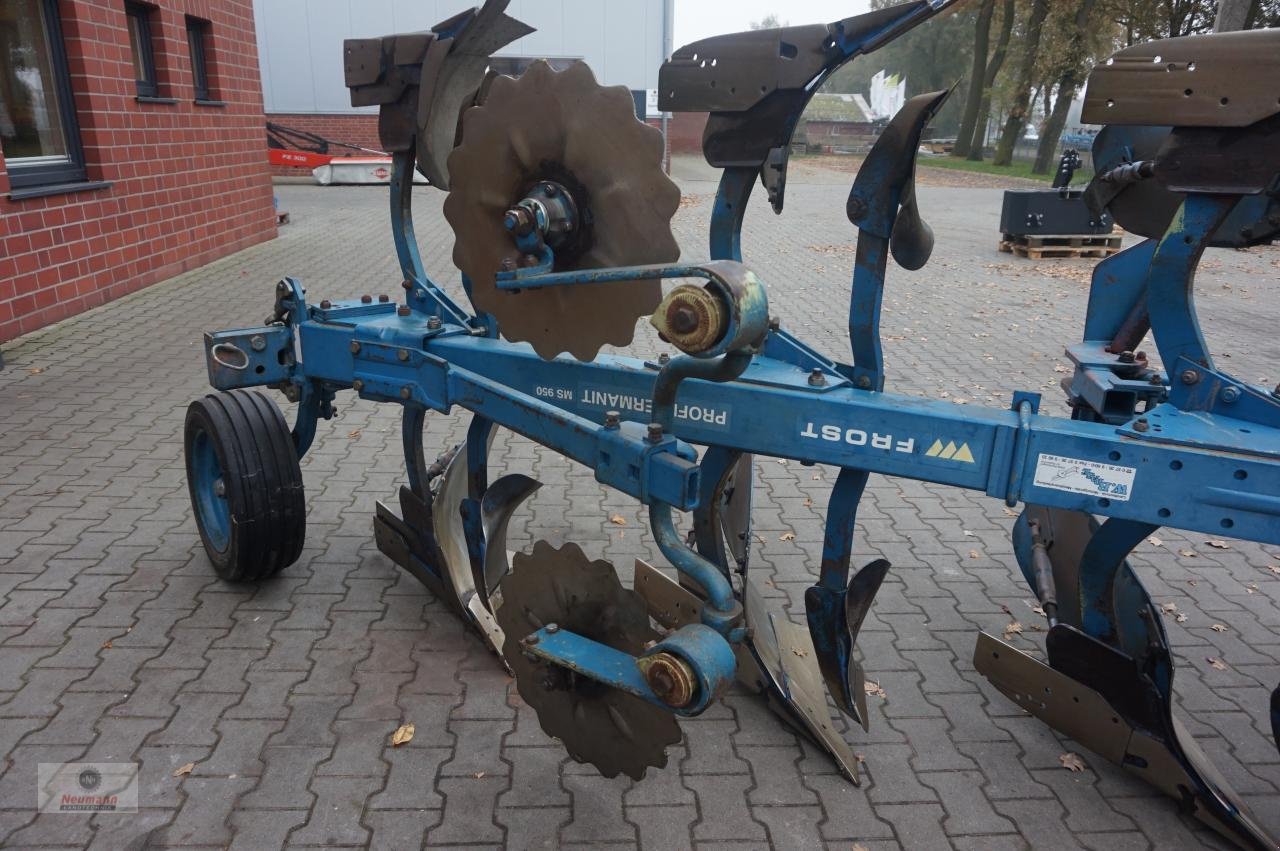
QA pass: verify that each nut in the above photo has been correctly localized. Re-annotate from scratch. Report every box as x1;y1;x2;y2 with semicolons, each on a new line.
320;299;332;310
856;375;874;390
646;423;664;443
397;305;412;317
1134;418;1150;433
604;411;621;429
658;352;671;366
397;349;410;362
426;316;443;331
378;294;390;303
545;623;560;634
1180;369;1200;385
638;652;698;709
249;334;267;352
808;368;826;387
352;379;365;392
361;294;372;304
349;341;361;355
399;386;412;400
1220;386;1240;404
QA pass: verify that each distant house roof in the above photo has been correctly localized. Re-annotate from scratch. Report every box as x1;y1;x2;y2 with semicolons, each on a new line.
804;93;874;123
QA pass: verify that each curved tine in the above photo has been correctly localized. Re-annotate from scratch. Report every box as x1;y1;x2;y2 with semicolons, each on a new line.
691;446;744;576
889;181;935;271
433;439;508;664
402;406;432;500
478;473;542;598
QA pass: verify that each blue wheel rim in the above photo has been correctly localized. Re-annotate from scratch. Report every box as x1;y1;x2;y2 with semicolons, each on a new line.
191;427;231;552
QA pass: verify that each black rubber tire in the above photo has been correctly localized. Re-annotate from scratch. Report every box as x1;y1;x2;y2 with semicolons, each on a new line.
184;389;306;582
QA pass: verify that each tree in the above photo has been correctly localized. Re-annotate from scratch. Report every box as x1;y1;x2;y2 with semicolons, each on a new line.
992;0;1049;166
750;14;786;30
1031;0;1106;175
953;0;996;159
965;0;1016;161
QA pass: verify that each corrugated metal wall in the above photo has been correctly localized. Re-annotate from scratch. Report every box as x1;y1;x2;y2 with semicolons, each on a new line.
253;0;668;114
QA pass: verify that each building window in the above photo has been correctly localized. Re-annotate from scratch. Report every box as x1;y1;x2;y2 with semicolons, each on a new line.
185;16;212;101
0;0;87;188
126;2;159;98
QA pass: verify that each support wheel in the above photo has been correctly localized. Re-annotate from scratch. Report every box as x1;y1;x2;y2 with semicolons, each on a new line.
184;389;305;581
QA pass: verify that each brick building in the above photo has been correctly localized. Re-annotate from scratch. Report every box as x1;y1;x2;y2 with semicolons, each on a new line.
0;0;276;344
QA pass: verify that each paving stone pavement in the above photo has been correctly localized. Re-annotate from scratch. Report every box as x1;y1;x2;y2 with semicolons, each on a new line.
1;158;1278;850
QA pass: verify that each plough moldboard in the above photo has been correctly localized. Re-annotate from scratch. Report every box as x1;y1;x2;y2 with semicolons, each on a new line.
182;1;1280;846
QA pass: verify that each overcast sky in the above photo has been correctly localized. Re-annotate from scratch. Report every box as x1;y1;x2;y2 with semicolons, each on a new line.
674;0;873;48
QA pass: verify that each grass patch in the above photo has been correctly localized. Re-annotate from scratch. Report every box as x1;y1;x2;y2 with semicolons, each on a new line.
918;155;1093;184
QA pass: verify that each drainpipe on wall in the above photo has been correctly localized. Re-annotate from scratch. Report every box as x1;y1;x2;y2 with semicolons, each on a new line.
662;0;674;173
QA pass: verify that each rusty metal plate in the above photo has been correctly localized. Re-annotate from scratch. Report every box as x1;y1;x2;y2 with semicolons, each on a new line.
1082;29;1280;128
445;60;681;361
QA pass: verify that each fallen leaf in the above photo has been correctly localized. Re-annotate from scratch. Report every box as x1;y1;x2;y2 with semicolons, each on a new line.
854;753;866;764
472;771;485;779
1245;583;1259;594
1059;752;1086;772
1211;624;1227;633
1002;507;1019;518
347;429;361;439
1269;565;1280;575
173;762;194;777
1160;602;1178;615
390;723;415;746
1207;657;1228;671
963;530;976;537
968;550;980;559
792;647;808;658
1003;621;1024;640
853;845;870;851
803;498;813;508
780;532;796;542
1179;549;1198;558
1187;579;1198;587
1206;540;1232;550
609;514;627;526
102;640;112;650
864;681;886;699
777;459;788;465
1175;613;1188;623
29;367;45;375
1148;536;1163;547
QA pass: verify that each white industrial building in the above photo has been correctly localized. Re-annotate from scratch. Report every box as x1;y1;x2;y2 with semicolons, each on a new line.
254;0;673;116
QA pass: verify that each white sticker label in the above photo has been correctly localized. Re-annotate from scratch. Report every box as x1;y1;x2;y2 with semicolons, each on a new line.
1033;453;1135;501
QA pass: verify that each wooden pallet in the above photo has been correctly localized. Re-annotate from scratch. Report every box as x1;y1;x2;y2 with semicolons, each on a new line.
999;233;1121;260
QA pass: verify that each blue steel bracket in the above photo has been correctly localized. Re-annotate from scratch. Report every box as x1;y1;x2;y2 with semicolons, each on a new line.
522;623;737;717
203;325;295;391
1065;343;1167;425
1166;359;1280;425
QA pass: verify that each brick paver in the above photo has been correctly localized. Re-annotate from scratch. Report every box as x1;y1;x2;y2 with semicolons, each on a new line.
1;159;1278;849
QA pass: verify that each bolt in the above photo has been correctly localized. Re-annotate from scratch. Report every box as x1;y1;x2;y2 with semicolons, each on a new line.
1220;386;1241;404
400;386;412;400
352;379;364;392
546;623;560;635
402;279;413;291
320;299;332;310
397;305;412;317
1136;351;1147;361
670;307;699;335
350;341;361;355
361;294;372;304
647;423;664;443
378;294;390;303
520;633;539;646
658;352;671;366
639;652;697;709
768;316;780;332
1180;368;1200;385
397;349;410;362
604;411;621;429
808;368;826;387
1118;350;1136;364
426;316;442;331
856;375;874;390
249;334;267;352
1134;418;1150;433
1149;374;1164;385
541;182;558;197
213;478;226;498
